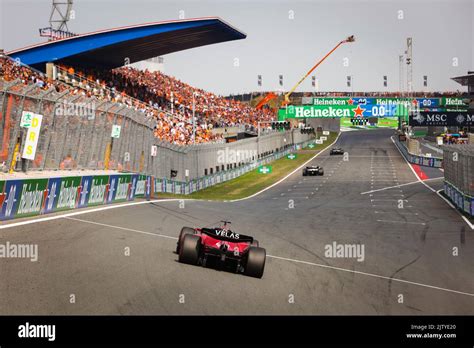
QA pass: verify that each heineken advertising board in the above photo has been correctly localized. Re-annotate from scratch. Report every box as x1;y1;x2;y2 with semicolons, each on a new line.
409;111;474;127
278;104;408;120
305;97;467;107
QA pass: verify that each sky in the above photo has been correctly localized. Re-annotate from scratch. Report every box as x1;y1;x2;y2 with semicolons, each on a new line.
1;0;473;95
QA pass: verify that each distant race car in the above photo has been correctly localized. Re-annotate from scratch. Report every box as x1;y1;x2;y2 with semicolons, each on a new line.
176;221;266;278
302;165;324;176
330;147;344;155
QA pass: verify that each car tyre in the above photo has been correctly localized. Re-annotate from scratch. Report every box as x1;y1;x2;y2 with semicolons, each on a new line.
177;227;195;253
251;239;259;247
245;246;266;278
179;234;201;265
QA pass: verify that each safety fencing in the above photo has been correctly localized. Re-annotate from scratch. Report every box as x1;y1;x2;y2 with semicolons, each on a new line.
0;78;158;175
442;144;474;218
393;136;443;168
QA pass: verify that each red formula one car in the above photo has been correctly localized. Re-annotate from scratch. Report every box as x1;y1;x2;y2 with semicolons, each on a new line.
176;221;266;278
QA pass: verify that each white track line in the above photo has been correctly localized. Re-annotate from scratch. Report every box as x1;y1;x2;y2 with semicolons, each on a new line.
0;199;185;230
361;178;443;195
376;219;425;225
52;216;474;298
64;217;179;240
390;136;473;230
267;254;474;298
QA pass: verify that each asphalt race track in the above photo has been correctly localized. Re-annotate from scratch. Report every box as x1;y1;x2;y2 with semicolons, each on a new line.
1;129;473;315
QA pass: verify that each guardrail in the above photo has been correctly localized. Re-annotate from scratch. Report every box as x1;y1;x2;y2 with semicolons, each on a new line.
393;136;443;168
444;181;474;218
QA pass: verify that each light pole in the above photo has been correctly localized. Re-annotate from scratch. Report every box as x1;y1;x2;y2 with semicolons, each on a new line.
399;55;404;97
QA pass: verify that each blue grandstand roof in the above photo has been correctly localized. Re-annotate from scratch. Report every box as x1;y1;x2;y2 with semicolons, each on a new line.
7;17;246;71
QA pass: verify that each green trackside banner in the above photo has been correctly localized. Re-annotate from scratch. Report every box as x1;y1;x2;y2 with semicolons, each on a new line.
15;178;48;218
278;104;409;120
279;105;353;119
114;174;132;202
55;176;82;211
442;97;469;107
88;175;110;206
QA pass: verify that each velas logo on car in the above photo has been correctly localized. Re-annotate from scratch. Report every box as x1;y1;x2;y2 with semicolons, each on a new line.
215;230;240;239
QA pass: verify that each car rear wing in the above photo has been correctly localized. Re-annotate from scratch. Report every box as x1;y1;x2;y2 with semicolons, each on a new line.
200;228;254;243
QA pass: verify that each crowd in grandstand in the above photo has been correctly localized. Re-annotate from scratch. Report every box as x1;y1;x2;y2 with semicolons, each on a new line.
0;56;67;92
53;64;276;144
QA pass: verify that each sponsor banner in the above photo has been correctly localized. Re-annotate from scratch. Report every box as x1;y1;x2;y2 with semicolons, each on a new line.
15;179;48;219
441;97;468;107
279;104;407;119
88;175;110;206
409;111;474;127
55;176;81;212
0;181;6;217
105;175;119;204
43;177;61;214
78;176;93;208
308;97;441;108
0;180;22;220
129;174;138;200
146;176;152;199
111;174;132;202
133;174;147;198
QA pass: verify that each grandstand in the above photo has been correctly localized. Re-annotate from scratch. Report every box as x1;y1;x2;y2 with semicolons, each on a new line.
2;17;277;147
